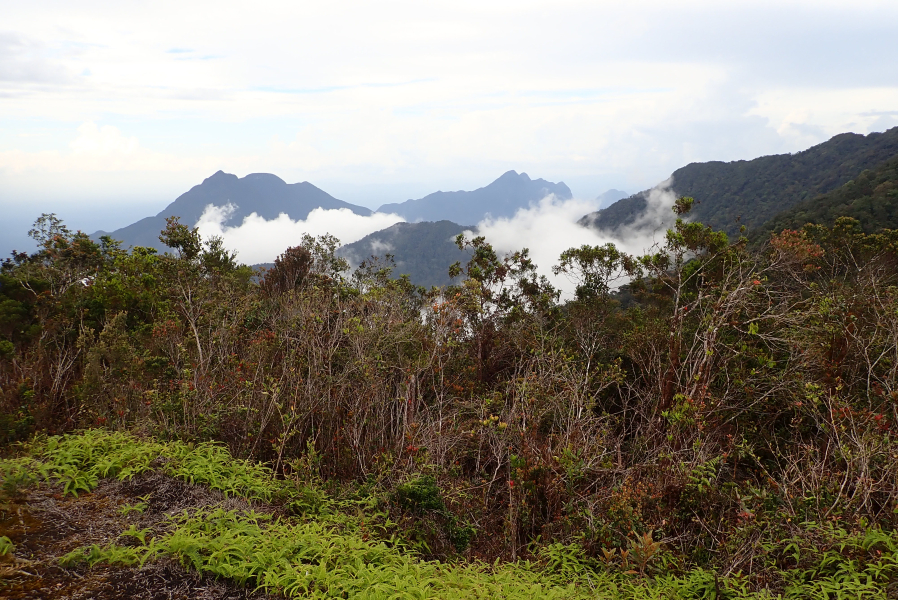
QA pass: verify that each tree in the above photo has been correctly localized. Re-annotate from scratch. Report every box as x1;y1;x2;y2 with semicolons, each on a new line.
261;246;313;298
554;242;638;303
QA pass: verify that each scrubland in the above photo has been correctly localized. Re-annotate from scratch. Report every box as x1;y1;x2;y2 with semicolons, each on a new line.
2;205;897;598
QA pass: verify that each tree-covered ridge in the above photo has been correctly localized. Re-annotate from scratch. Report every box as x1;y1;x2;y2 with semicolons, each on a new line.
581;126;898;237
752;154;898;240
336;220;474;288
2;207;898;596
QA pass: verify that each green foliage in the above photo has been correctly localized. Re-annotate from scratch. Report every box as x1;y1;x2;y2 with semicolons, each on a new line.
394;475;445;513
4;208;898;597
539;542;597;578
161;439;285;500
0;457;38;497
118;499;149;515
772;524;898;599
655;568;753;600
66;504;898;599
0;429;887;599
59;541;156;568
58;506;741;599
554;243;637;302
754;153;898;239
0;536;13;556
0;406;35;446
450;233;559;321
393;475;477;553
586;126;898;237
8;430;290;501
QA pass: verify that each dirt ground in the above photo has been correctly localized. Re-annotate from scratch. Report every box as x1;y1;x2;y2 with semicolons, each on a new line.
0;473;279;600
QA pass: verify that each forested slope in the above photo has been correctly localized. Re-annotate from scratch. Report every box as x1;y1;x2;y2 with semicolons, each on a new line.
753;154;898;239
582;126;898;237
337;220;473;288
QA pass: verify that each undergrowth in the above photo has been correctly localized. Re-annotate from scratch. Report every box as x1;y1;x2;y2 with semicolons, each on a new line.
6;430;898;599
3;428;293;501
61;505;778;600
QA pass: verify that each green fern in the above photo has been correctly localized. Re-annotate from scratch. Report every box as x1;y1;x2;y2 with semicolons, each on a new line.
21;430;898;599
0;536;14;556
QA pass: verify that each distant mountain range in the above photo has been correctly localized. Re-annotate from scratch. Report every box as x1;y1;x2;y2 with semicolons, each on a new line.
596;189;629;209
581;127;898;238
92;171;371;252
377;170;572;224
94;169;572;254
87;126;898;288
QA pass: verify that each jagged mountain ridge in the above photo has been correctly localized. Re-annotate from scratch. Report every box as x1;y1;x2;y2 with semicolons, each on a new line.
377;170;572;224
92;171;372;252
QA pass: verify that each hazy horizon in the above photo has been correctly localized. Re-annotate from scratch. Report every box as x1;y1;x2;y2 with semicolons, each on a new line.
2;0;897;255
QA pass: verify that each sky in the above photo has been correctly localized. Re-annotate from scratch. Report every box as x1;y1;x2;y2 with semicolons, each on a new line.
2;0;898;258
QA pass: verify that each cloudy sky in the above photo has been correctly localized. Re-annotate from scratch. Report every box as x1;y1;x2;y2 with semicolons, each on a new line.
2;0;897;255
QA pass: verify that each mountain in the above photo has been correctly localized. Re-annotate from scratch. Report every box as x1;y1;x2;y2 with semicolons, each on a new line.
377;170;572;225
597;189;629;209
752;154;898;240
93;171;372;252
337;221;473;288
581;127;898;238
579;189;669;233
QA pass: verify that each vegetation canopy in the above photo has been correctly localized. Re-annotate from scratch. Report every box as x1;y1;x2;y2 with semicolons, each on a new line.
2;201;898;598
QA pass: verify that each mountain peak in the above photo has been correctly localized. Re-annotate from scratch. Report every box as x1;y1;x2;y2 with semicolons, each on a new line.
242;173;287;185
580;125;898;237
94;171;371;253
376;171;572;224
496;170;531;183
203;170;238;184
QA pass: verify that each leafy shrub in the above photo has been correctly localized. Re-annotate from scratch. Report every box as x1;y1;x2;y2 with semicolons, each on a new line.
2;429;889;599
394;475;445;513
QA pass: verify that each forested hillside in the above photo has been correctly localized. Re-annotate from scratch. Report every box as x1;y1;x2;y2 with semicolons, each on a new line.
752;154;898;240
337;220;473;288
2;208;898;597
582;127;898;237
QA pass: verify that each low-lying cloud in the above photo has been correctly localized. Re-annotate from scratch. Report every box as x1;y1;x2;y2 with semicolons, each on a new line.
472;181;679;298
194;204;405;265
191;183;679;297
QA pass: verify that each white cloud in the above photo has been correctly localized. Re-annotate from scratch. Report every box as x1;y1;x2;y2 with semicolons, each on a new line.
0;0;896;213
473;183;678;298
0;121;224;175
369;238;394;255
70;122;139;156
0;32;74;85
193;203;405;265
